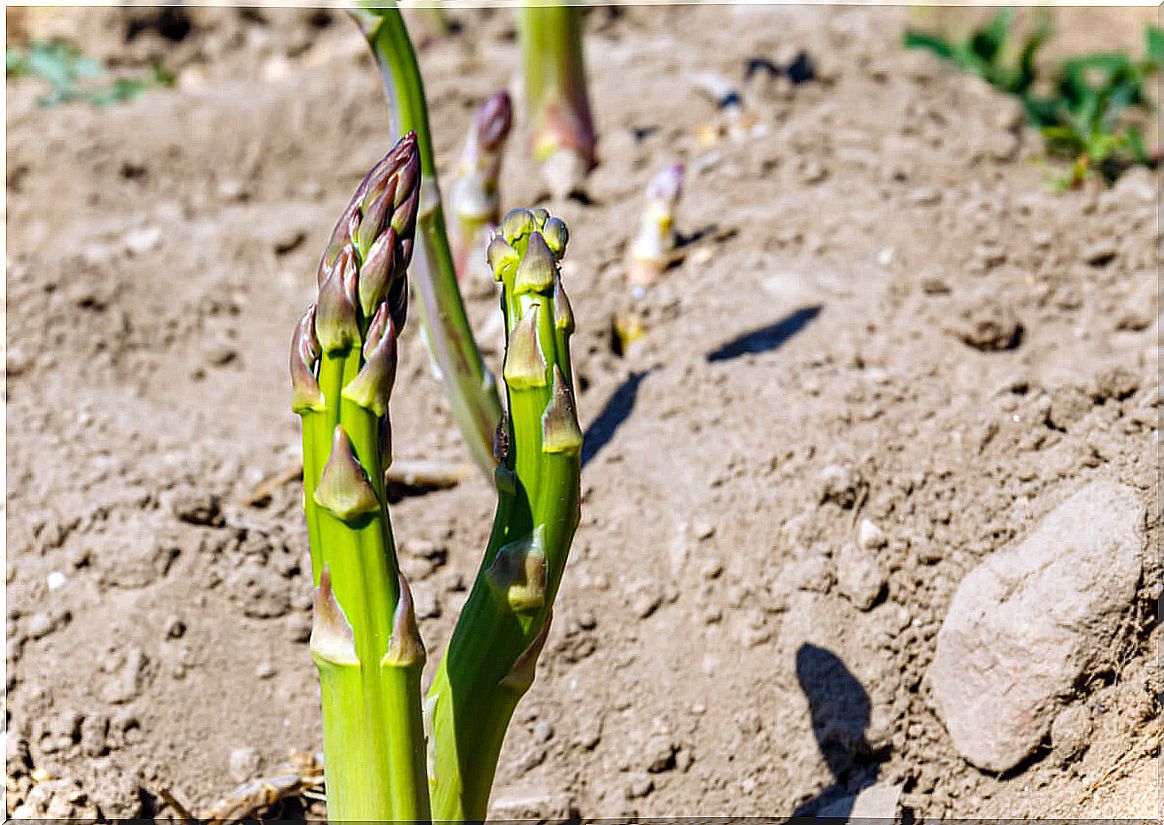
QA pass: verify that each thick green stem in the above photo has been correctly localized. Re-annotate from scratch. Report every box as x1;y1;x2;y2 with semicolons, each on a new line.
355;4;503;479
517;3;597;198
426;210;581;820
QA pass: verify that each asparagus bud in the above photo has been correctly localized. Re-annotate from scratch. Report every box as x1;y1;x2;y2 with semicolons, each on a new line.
316;247;360;353
628;163;684;288
449;91;514;280
342;303;399;417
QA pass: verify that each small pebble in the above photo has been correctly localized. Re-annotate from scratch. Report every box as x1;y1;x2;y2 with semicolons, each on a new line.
229;746;262;783
644;735;677;772
217;178;248;202
164;615;186;639
533;721;554;743
515;747;547;774
46;571;67;592
123;225;161;256
858;519;888;551
27;612;55;639
624;776;654;799
255;662;276;680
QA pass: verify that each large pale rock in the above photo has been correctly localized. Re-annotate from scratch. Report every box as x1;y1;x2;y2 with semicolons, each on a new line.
930;479;1144;772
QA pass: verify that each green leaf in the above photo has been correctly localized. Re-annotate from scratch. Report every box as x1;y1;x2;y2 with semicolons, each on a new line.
1125;125;1148;164
903;30;955;60
970;7;1014;65
1145;25;1164;67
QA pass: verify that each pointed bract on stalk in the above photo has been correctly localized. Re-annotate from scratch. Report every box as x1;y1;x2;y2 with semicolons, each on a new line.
485;528;548;613
382;573;426;668
316;247;361;353
499;611;553;693
502;305;548;390
552;275;574;334
450;91;515;281
487;235;520;282
357;226;398;318
291;305;325;414
500;207;538;246
342;304;399;417
310;566;360;667
629;163;684;288
514;232;558;295
541;366;583;455
314;425;380;521
541;217;569;257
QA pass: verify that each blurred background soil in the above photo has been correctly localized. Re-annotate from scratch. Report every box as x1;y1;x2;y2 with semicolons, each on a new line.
5;4;1160;820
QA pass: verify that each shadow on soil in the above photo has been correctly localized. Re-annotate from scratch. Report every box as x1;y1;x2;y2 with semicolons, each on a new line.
581;369;654;468
790;643;887;819
581;306;821;467
707;305;822;363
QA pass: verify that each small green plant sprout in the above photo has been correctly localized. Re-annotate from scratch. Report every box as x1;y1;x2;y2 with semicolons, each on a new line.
6;39;173;108
904;7;1048;97
628;163;685;289
352;4;504;479
292;132;582;820
518;2;598;199
449;91;515;281
1029;25;1163;186
905;10;1163;187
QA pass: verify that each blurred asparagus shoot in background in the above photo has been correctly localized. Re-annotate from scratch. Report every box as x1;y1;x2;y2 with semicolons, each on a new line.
518;2;598;199
449;91;515;282
352;3;503;479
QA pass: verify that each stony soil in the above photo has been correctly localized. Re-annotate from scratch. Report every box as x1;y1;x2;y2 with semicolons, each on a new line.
5;5;1160;820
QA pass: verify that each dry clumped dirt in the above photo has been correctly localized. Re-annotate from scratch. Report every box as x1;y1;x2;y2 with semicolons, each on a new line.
5;5;1160;820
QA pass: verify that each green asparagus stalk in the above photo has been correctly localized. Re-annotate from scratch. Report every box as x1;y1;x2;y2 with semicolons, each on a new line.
449;91;514;281
628;163;684;288
292;133;430;823
426;207;582;820
518;2;598;199
353;3;503;478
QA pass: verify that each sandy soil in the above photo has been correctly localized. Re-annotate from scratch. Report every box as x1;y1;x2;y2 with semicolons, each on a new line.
5;5;1160;820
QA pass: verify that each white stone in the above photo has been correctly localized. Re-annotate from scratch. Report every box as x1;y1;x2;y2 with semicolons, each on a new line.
929;480;1143;772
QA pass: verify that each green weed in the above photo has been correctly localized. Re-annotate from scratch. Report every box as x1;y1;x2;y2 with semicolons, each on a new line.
905;10;1162;187
6;40;173;108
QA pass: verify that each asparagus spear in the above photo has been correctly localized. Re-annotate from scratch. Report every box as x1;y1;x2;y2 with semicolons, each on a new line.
449;91;514;282
426;207;582;820
292;133;429;823
628;163;684;288
518;3;598;199
353;4;503;479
